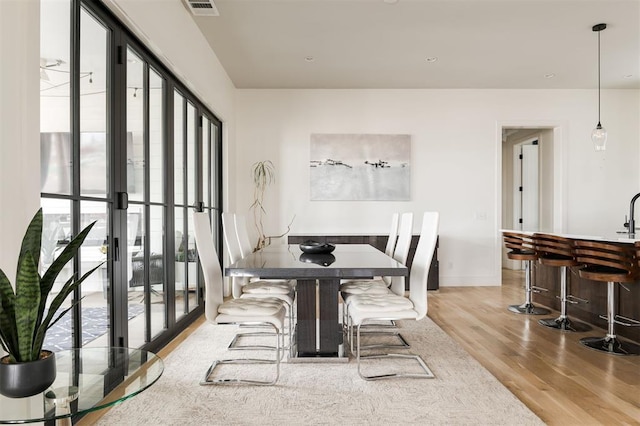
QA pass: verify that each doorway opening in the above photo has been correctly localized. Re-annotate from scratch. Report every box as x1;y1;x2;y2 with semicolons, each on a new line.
501;127;557;271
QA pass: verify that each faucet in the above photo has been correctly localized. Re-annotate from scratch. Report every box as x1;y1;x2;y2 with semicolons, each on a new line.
626;192;640;238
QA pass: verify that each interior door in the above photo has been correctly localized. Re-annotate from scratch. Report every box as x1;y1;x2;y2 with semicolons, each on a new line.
513;141;539;231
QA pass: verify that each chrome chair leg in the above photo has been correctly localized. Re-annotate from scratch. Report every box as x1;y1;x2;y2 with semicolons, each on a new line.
539;266;591;332
580;281;640;356
201;323;282;385
229;300;294;353
344;300;409;355
508;260;550;315
356;322;434;381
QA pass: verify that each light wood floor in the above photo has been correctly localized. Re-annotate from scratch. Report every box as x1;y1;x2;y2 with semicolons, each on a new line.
82;271;639;425
428;269;640;426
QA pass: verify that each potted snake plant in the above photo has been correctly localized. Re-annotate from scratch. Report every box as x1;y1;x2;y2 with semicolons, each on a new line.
0;209;100;397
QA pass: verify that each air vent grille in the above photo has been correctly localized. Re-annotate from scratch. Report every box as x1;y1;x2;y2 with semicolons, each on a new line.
184;0;219;16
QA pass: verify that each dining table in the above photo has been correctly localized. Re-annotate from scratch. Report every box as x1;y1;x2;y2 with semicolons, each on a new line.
225;243;408;360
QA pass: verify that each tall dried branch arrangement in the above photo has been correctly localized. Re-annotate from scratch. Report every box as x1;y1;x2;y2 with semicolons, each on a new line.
250;160;275;251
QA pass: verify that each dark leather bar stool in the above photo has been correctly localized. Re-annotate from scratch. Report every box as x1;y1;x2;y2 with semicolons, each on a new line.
574;240;640;355
503;231;550;315
533;233;591;332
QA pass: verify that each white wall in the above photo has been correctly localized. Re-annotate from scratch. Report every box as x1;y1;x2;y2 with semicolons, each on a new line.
0;0;41;277
235;89;640;286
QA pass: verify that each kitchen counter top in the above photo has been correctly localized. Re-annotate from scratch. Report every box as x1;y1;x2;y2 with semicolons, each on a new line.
500;229;640;244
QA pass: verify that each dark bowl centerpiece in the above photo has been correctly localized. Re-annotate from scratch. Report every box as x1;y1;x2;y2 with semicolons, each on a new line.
299;240;335;254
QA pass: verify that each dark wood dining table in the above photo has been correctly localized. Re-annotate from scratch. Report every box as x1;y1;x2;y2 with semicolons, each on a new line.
225;244;408;360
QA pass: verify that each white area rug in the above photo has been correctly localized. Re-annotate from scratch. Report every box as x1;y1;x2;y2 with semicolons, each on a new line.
97;317;543;425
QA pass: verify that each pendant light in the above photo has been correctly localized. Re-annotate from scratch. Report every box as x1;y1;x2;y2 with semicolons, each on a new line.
591;23;607;151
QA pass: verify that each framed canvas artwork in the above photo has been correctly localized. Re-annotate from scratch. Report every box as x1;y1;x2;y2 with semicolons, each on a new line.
310;133;410;201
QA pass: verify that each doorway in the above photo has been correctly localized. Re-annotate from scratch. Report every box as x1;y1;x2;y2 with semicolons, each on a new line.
501;127;556;270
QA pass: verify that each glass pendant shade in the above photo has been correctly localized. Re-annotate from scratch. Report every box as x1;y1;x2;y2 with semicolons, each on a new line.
591;23;607;151
591;122;607;151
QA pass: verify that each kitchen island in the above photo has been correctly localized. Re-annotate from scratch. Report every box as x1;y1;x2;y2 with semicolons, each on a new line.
502;230;640;344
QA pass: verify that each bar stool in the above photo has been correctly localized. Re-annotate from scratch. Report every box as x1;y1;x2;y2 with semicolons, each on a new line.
574;240;640;355
503;231;550;315
533;233;591;332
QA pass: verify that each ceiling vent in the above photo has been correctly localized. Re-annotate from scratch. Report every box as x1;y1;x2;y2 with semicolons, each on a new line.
184;0;219;17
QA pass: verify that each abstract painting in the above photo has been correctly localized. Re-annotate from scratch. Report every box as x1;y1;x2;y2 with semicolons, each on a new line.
310;133;411;201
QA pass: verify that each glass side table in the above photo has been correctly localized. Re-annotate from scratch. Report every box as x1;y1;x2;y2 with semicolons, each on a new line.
0;347;163;425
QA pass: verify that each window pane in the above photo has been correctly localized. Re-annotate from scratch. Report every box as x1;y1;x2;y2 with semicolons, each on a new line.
79;200;110;348
174;91;184;205
202;117;210;208
211;123;220;209
79;9;109;197
40;0;71;195
174;207;186;320
127;48;144;203
149;205;166;337
186;102;196;206
127;205;146;348
149;68;164;203
187;212;198;312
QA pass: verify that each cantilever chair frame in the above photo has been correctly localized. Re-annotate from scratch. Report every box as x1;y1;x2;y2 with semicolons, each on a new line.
342;212;414;353
194;211;286;385
222;212;295;352
349;212;439;380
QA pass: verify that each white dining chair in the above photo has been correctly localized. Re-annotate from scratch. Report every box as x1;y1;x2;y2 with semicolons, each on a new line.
223;212;294;299
193;211;286;385
340;212;404;297
235;213;255;259
347;211;439;380
222;212;295;350
384;212;400;257
340;213;413;351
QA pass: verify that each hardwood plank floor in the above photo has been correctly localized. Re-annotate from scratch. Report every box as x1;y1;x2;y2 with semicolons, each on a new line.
82;271;639;425
427;269;640;426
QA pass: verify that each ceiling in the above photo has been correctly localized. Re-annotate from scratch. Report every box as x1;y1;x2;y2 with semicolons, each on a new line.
187;0;640;90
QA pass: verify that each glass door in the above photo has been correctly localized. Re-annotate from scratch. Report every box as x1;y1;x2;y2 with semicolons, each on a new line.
40;1;114;351
173;95;200;320
125;46;168;348
40;0;221;354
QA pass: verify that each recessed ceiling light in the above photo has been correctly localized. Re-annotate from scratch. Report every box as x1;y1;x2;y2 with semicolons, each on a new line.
624;74;633;78
304;56;315;62
383;0;399;4
425;57;438;63
544;73;555;79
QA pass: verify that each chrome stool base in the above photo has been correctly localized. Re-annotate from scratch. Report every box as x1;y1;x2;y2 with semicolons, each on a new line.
508;303;550;315
580;336;640;356
539;316;591;332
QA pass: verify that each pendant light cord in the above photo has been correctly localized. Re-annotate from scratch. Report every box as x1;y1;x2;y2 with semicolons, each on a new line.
597;29;601;124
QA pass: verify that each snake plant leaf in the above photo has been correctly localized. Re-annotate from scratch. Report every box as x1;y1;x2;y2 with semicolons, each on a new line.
37;221;96;330
30;273;73;360
14;253;41;362
16;209;43;285
0;268;18;357
32;262;102;358
39;221;95;299
44;301;76;331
